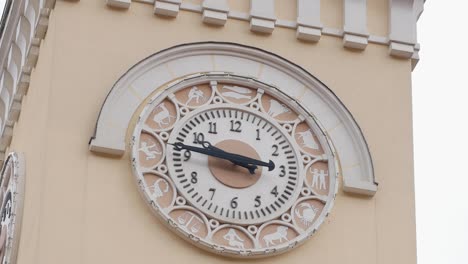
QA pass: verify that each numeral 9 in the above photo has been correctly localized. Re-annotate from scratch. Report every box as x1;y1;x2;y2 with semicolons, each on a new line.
183;150;191;161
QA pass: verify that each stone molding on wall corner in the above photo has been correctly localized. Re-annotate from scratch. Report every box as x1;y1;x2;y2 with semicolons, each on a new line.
388;0;424;60
0;0;54;162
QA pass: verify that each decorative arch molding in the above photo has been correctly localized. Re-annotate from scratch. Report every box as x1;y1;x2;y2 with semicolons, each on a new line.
90;42;377;196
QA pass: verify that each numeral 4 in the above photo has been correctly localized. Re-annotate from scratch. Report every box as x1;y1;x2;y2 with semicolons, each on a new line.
271;186;278;197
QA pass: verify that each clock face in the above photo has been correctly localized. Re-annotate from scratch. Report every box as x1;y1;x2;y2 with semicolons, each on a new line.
167;105;302;225
131;74;338;257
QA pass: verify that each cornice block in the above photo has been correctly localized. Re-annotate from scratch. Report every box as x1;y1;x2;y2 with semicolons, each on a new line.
35;9;51;40
18;72;30;96
106;0;131;9
389;0;416;45
389;41;414;59
343;33;368;50
343;0;369;50
154;0;181;17
25;42;39;69
296;26;321;42
0;122;13;152
202;10;228;26
202;0;228;26
8;95;22;122
250;18;275;34
250;0;275;34
296;0;322;42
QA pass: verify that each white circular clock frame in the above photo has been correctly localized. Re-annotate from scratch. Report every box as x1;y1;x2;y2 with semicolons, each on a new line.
131;73;339;257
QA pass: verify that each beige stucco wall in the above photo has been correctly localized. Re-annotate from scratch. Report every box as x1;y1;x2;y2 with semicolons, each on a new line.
7;1;415;264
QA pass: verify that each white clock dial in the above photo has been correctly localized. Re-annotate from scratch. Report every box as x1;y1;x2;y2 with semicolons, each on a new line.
166;106;302;225
131;74;338;257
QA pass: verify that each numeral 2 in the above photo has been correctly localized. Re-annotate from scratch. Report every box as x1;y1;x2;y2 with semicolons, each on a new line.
272;144;279;156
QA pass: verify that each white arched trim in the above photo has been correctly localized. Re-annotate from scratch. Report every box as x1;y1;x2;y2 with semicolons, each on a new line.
89;42;377;196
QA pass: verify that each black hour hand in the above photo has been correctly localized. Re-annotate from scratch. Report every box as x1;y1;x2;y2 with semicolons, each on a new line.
201;141;275;172
170;141;265;174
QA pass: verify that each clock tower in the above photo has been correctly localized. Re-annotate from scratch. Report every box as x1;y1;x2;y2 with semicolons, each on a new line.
0;0;424;263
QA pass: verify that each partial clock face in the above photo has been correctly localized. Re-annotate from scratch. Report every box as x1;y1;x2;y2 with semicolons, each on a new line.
0;153;24;264
131;74;338;257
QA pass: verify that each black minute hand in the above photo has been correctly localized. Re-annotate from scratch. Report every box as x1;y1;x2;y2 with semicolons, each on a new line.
169;141;275;174
169;142;257;173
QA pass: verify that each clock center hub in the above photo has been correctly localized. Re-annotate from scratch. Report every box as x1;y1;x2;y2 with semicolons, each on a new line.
208;140;262;188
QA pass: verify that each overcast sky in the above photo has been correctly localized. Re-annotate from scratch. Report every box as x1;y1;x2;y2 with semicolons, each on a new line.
0;1;466;263
413;1;468;264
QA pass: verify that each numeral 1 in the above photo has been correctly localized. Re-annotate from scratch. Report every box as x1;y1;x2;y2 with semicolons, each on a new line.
256;129;261;141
